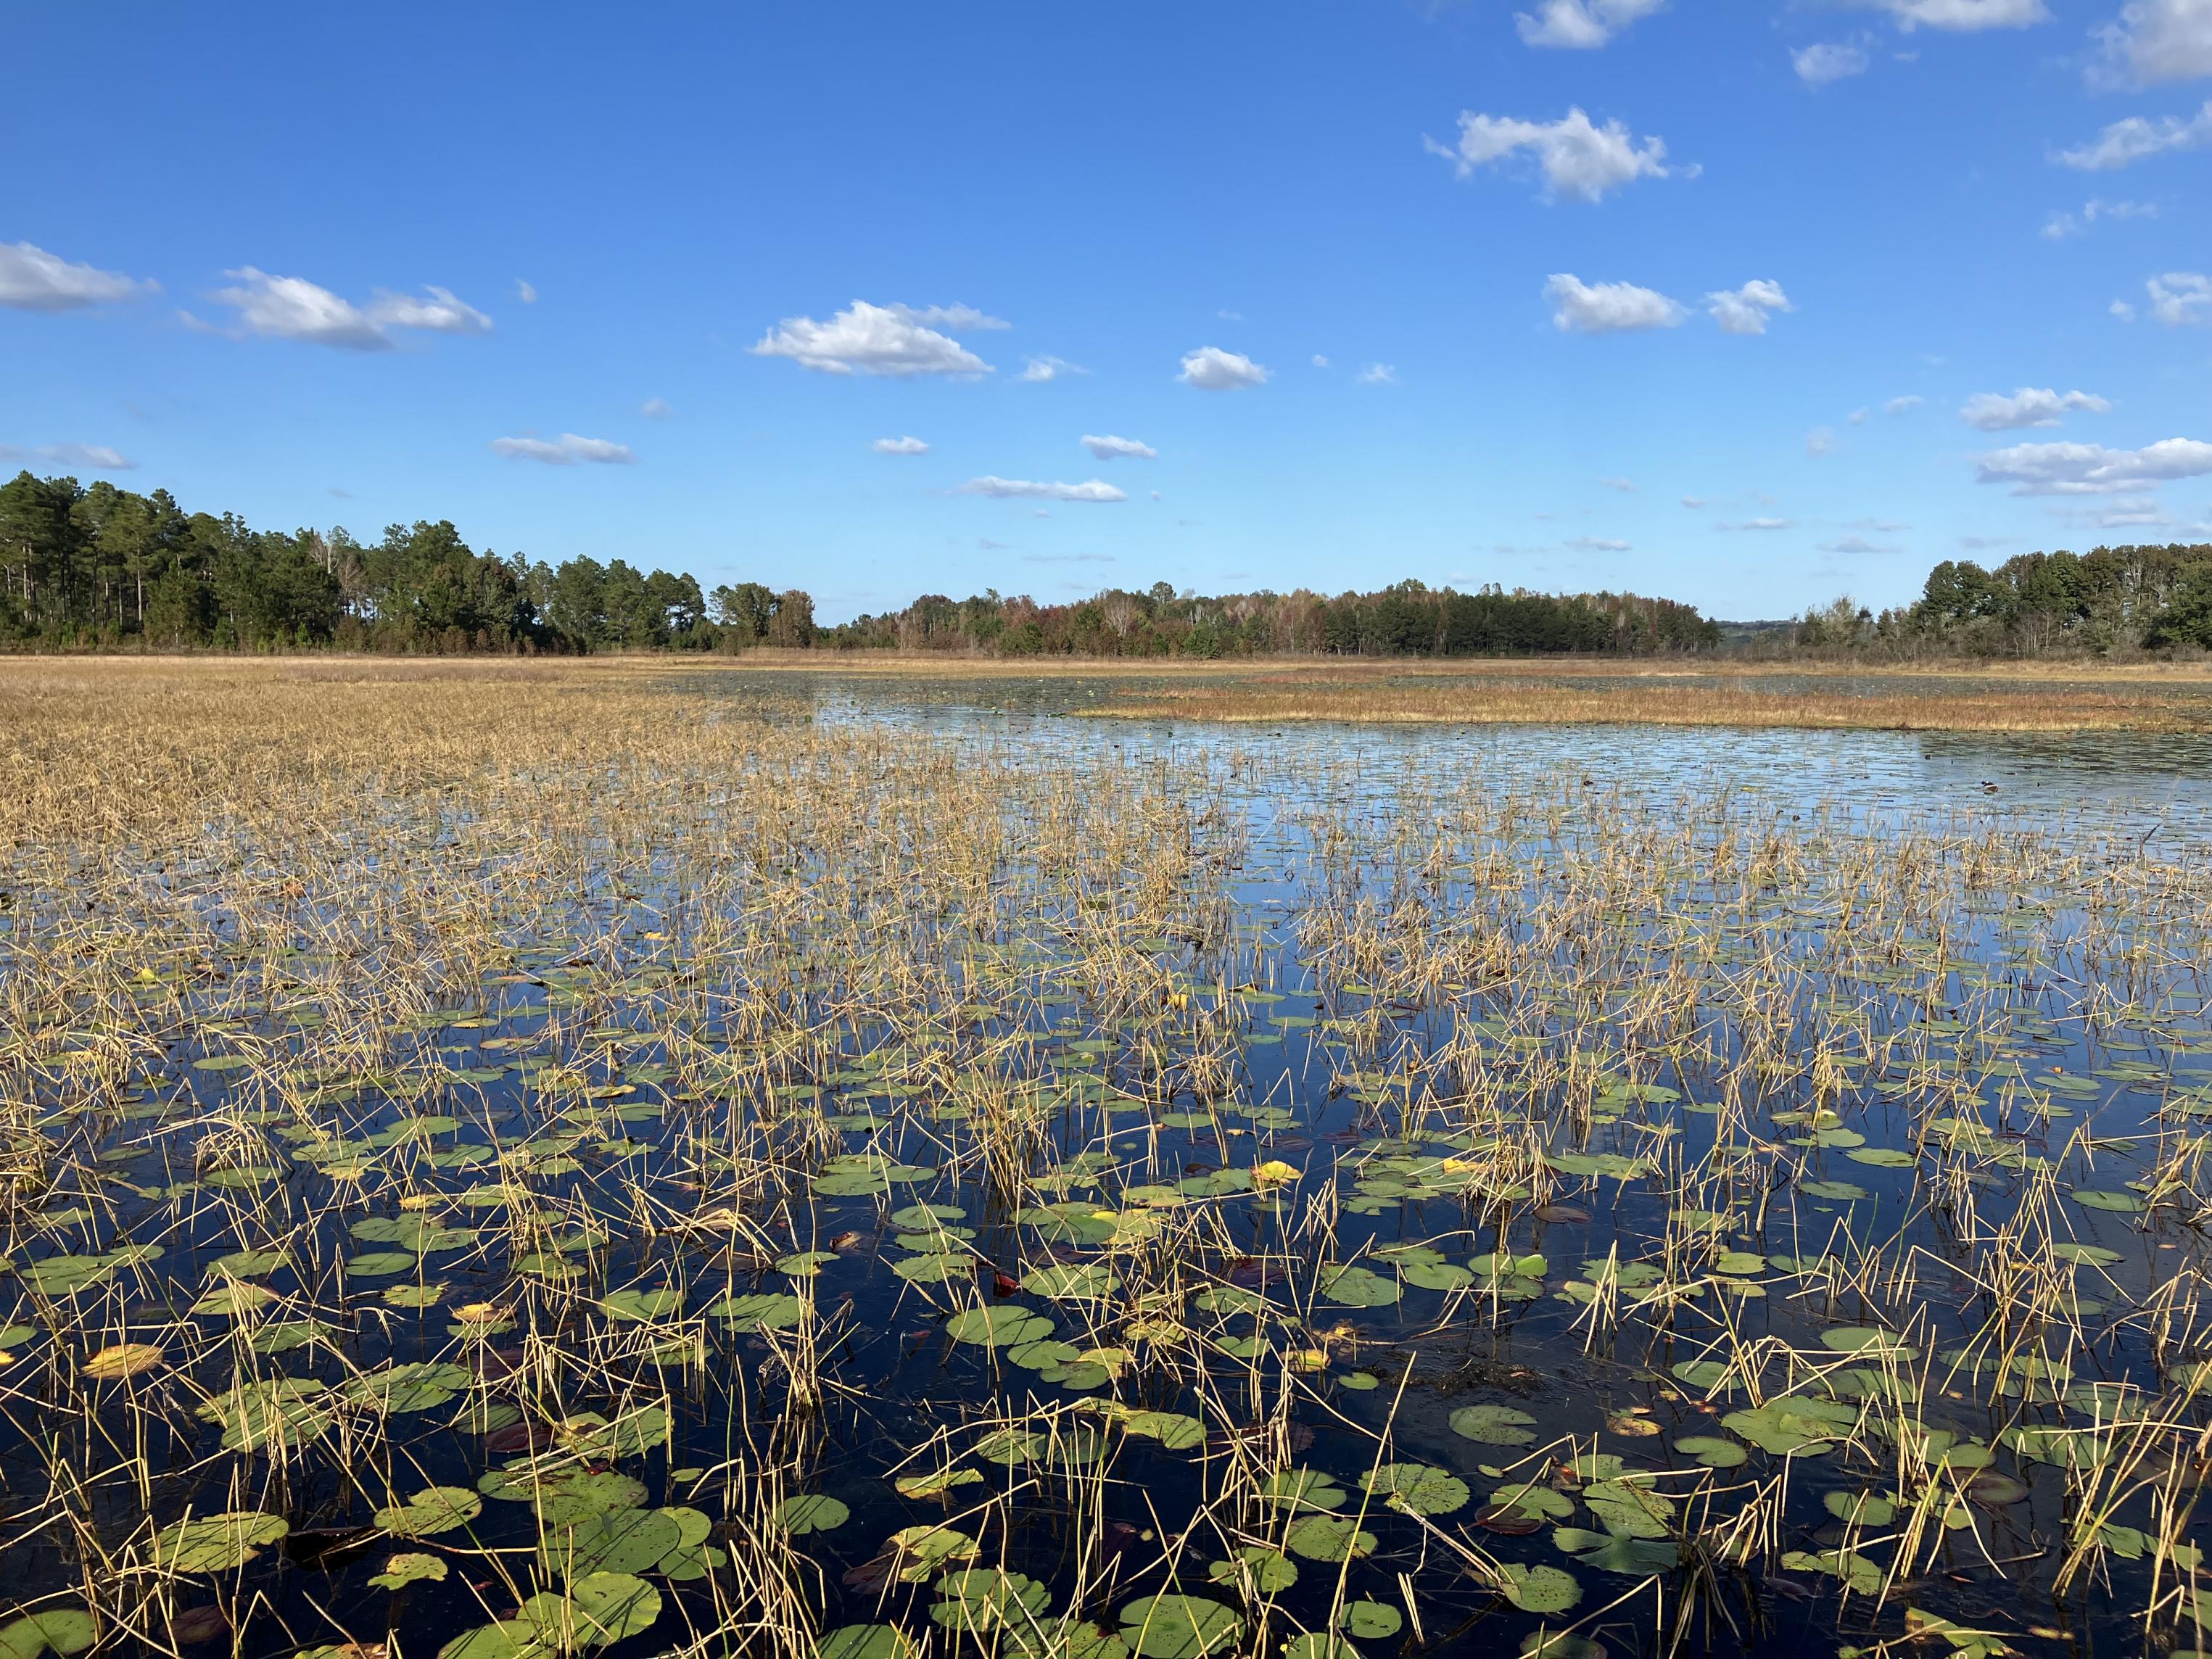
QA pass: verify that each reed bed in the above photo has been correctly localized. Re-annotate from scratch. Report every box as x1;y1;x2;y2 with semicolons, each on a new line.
0;659;2208;1659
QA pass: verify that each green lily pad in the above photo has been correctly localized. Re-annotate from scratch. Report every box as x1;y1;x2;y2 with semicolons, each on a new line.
775;1494;850;1534
152;1510;289;1572
1118;1594;1245;1659
1500;1563;1582;1614
1450;1404;1538;1445
945;1306;1055;1348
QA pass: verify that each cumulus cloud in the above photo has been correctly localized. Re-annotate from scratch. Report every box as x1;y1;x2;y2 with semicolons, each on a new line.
0;442;136;471
960;476;1128;502
1603;476;1637;492
751;300;991;376
1807;427;1839;455
1425;107;1673;203
1974;436;2212;493
1886;394;1926;414
490;433;636;465
1019;355;1086;382
1545;273;1685;333
1569;536;1633;550
1794;41;1871;83
1960;387;2113;429
0;241;154;310
1879;0;2049;29
1820;536;1894;553
640;397;672;418
872;436;930;455
1707;279;1793;334
1081;434;1157;459
515;279;537;303
1357;363;1398;384
1515;0;1665;49
2092;0;2212;86
208;268;492;349
1721;516;1795;530
1311;354;1332;368
1179;346;1268;389
2145;271;2212;323
2055;101;2212;167
1681;495;1709;508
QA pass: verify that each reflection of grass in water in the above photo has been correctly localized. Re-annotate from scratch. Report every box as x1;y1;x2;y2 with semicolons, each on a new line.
1;658;2211;1659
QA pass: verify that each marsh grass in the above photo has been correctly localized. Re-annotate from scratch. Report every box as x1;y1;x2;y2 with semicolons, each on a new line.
0;660;2208;1659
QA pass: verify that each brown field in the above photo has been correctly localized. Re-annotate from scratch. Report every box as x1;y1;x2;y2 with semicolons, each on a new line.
6;652;2211;737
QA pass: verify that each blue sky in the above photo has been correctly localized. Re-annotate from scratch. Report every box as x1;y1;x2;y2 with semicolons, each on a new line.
4;1;2207;622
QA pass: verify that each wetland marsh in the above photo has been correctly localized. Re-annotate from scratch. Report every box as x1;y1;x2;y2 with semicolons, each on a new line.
4;659;2212;1659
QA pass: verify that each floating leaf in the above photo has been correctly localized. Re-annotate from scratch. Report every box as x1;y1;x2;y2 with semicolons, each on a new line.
945;1306;1055;1349
152;1511;289;1572
775;1494;850;1534
1671;1436;1746;1469
376;1486;483;1537
1338;1603;1402;1639
1450;1404;1538;1446
1500;1563;1582;1614
1360;1463;1469;1516
1118;1594;1245;1659
369;1552;448;1590
82;1342;165;1381
1284;1515;1377;1562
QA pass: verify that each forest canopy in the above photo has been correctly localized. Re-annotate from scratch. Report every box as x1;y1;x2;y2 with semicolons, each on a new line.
7;468;2208;658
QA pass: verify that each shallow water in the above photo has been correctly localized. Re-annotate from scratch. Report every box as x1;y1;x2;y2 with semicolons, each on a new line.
6;671;2212;1659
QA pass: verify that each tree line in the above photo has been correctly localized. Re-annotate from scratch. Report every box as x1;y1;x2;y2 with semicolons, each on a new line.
12;466;2205;660
0;471;812;653
1790;542;2212;656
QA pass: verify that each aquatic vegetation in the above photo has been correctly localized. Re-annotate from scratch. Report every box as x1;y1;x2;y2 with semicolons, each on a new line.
1;659;2211;1659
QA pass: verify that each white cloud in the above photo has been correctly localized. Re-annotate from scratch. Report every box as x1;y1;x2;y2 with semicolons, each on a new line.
961;476;1127;502
2092;0;2212;86
1218;308;1246;322
1603;476;1637;492
1081;434;1157;459
2041;197;2159;236
1018;355;1086;382
1974;436;2212;493
2055;101;2212;167
1357;363;1398;384
2147;270;2212;323
1807;427;1839;455
751;299;990;376
1545;273;1685;333
1515;0;1665;49
872;436;930;455
1879;0;2049;30
1886;394;1925;414
209;268;491;349
1569;535;1633;550
1959;386;2113;429
1425;107;1673;203
515;278;537;304
1722;516;1796;530
0;241;154;311
1311;354;1332;368
889;302;1009;330
1820;536;1894;553
0;442;136;471
1849;407;1871;423
490;433;637;465
1794;41;1871;83
1707;278;1793;334
1179;346;1269;389
1680;495;1708;508
640;397;672;418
